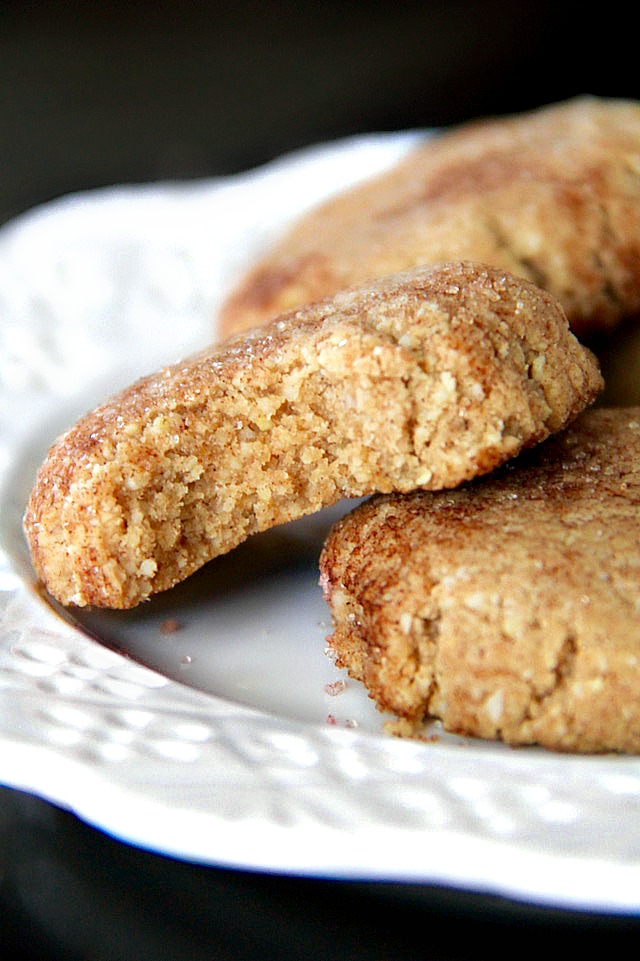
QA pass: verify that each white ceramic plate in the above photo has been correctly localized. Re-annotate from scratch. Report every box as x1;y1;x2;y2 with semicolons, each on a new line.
2;132;640;916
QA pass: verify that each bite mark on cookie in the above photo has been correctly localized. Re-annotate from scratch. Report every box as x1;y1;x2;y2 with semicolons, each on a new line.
24;262;600;609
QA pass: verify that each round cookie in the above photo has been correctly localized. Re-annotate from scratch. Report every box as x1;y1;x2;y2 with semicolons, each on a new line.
24;262;601;609
220;96;640;341
320;407;640;754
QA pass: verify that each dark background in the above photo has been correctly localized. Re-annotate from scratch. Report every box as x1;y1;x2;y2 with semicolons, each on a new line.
2;2;640;958
1;0;637;225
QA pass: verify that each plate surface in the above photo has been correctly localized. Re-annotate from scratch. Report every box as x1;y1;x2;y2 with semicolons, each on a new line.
2;131;640;915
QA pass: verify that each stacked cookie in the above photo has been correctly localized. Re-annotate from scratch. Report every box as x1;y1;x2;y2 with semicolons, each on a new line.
24;262;599;609
319;409;640;754
24;97;640;752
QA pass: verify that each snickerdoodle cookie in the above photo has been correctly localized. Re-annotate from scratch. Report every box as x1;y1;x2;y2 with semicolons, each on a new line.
24;262;600;609
320;407;640;754
220;97;640;340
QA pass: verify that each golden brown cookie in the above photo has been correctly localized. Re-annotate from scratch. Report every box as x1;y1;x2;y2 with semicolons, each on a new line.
24;262;600;609
320;407;640;754
219;96;640;341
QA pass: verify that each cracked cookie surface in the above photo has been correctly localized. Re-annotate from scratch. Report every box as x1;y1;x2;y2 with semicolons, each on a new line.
320;407;640;754
24;262;600;609
220;96;640;340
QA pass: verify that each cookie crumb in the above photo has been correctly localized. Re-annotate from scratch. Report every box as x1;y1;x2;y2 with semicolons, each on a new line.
385;717;429;739
324;680;347;696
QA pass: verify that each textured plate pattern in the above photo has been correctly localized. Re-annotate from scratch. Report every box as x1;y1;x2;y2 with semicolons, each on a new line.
2;132;640;914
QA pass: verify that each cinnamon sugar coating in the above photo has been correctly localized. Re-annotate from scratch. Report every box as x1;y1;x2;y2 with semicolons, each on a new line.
24;262;600;609
220;97;640;340
320;408;640;754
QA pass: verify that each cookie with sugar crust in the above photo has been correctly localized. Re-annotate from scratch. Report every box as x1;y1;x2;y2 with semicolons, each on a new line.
24;261;600;609
220;96;640;342
320;407;640;754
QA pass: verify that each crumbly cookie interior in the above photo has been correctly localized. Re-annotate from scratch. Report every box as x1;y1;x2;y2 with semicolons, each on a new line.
24;262;601;609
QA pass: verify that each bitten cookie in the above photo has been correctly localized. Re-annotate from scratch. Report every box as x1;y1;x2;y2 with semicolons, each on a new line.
320;407;640;754
220;96;640;340
24;262;600;609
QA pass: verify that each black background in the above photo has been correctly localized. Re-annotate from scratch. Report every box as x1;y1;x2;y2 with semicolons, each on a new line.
2;0;638;225
1;2;639;958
